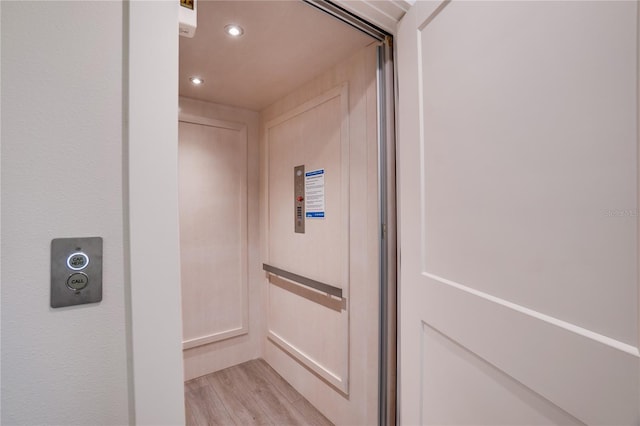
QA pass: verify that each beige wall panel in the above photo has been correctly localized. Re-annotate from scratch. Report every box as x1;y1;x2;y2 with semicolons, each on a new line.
265;82;350;392
261;43;379;425
179;121;247;341
268;284;345;385
267;92;346;289
179;97;262;380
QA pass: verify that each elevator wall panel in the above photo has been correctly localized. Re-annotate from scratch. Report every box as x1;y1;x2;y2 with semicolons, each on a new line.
179;120;247;341
264;84;350;391
267;91;346;290
261;43;379;425
179;97;262;380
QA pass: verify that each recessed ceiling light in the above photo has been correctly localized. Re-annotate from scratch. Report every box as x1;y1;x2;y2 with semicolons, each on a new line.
224;24;244;37
189;76;204;85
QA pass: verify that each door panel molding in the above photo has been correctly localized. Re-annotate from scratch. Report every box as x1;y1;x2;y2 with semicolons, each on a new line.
417;0;637;346
424;271;639;357
420;322;585;426
398;0;640;424
418;272;638;425
264;83;351;394
178;114;249;350
268;330;347;393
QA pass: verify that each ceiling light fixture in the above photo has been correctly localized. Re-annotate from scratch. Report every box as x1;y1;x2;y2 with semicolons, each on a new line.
189;76;204;85
224;24;244;37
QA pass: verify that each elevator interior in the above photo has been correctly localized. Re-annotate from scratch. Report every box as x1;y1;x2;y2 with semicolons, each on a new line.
178;1;384;424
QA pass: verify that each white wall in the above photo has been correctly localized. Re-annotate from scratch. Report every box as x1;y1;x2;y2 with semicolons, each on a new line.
128;1;186;424
1;2;130;424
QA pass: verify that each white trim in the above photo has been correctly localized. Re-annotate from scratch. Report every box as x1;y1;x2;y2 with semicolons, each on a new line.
182;327;248;350
127;1;185;424
332;0;411;34
178;113;245;132
268;331;347;392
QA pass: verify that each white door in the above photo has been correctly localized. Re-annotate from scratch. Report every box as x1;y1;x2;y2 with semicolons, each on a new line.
397;1;639;424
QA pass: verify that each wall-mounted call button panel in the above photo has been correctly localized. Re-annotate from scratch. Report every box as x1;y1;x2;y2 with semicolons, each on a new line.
51;237;103;308
294;165;305;234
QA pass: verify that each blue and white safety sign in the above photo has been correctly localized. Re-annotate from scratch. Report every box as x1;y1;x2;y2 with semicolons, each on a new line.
305;169;325;218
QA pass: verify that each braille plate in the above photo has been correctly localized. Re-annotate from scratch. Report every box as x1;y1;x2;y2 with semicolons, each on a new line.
295;165;305;234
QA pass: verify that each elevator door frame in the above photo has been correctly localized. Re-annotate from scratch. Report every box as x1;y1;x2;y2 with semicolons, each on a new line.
126;2;398;425
302;3;397;424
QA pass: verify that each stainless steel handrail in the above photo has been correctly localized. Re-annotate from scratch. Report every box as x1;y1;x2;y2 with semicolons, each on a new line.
262;263;343;299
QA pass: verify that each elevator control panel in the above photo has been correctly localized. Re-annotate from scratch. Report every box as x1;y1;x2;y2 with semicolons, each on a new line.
51;237;103;308
294;165;305;234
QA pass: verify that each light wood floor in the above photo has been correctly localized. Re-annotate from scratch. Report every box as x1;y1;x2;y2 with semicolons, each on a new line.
185;359;334;426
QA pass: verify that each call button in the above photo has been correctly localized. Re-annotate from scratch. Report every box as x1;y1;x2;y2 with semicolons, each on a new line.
66;273;89;291
67;252;89;270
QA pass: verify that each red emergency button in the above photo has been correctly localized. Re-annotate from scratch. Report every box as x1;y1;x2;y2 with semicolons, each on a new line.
297;196;304;202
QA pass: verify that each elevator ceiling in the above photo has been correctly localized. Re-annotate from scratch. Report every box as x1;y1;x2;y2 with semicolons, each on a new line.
179;1;375;111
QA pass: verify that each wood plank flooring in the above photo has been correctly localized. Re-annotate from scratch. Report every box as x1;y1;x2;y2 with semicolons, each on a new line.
185;359;334;426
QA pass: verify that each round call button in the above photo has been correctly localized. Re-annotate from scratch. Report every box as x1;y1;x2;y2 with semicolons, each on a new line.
66;273;89;291
67;252;89;270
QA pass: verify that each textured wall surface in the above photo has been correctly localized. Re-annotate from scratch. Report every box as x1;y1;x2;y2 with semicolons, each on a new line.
1;2;130;424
